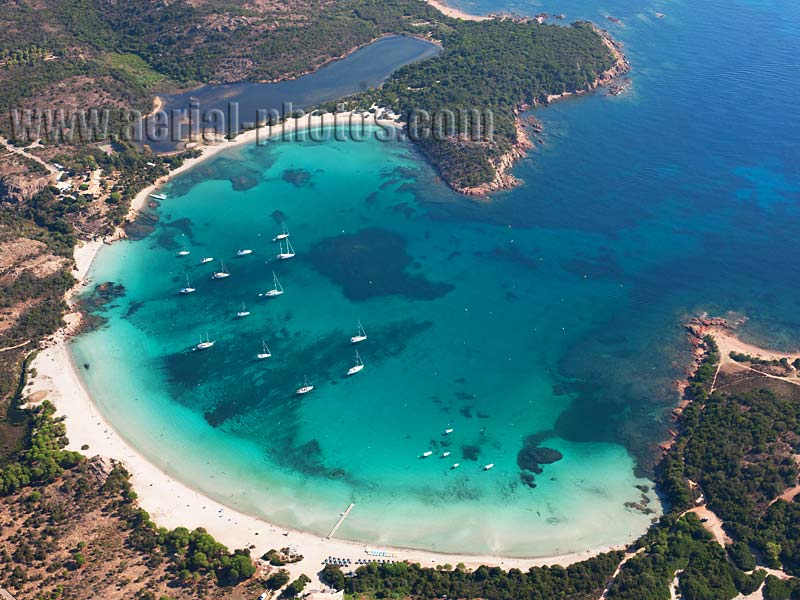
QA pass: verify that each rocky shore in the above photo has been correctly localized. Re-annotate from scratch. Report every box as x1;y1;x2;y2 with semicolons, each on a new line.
457;28;630;198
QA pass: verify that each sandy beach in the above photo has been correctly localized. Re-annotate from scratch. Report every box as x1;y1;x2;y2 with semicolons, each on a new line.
28;344;618;583
424;0;489;21
128;111;399;221
26;109;624;586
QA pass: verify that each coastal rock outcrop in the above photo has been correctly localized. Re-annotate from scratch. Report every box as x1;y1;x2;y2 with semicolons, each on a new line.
458;27;629;198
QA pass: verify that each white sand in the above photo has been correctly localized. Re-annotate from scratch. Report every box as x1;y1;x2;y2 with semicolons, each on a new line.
26;111;623;585
424;0;489;21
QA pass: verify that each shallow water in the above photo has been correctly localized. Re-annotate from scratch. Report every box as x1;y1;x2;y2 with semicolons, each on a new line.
149;35;440;152
71;0;800;554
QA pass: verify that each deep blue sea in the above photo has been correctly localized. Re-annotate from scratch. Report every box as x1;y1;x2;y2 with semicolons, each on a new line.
71;0;800;555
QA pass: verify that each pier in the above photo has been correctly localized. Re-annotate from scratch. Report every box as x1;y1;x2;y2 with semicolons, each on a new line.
328;503;355;539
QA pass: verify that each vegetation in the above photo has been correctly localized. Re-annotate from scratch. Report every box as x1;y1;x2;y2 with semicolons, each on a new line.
325;552;621;599
0;401;81;495
684;334;719;401
730;351;794;369
0;399;259;597
605;514;765;600
335;18;616;190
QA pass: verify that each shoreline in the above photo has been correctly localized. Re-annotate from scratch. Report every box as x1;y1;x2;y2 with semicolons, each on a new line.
457;27;630;197
27;345;622;581
423;0;489;21
26;111;629;585
127;111;402;222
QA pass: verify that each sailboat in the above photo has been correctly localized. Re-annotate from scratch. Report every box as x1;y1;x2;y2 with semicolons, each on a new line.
350;320;367;344
177;236;190;257
256;339;272;360
444;428;454;435
442;451;451;458
199;257;214;265
259;272;284;298
150;193;167;201
196;331;215;350
347;350;365;376
236;248;253;256
179;275;196;294
276;239;296;260
273;221;290;242
212;260;230;279
483;464;495;471
296;376;314;395
236;301;250;318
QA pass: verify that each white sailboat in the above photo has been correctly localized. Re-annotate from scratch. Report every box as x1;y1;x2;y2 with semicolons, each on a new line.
276;239;296;260
444;428;454;435
442;451;451;458
179;275;196;294
483;463;495;471
212;260;230;279
199;257;214;265
451;463;460;470
350;320;367;344
257;339;272;360
177;239;190;256
296;376;314;395
236;301;250;318
259;272;284;298
196;331;215;350
421;451;433;458
347;350;364;376
150;193;167;200
273;221;290;242
236;248;253;256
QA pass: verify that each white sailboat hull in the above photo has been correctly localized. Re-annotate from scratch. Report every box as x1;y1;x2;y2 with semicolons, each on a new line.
180;288;196;294
260;290;283;298
212;273;230;279
196;342;215;350
347;364;364;376
296;386;314;395
350;335;367;344
257;353;271;360
200;257;214;264
236;249;253;256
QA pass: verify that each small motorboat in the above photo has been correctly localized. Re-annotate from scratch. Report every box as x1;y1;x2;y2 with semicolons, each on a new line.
236;249;253;257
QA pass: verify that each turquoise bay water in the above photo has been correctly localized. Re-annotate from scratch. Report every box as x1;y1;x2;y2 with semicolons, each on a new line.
71;0;800;554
